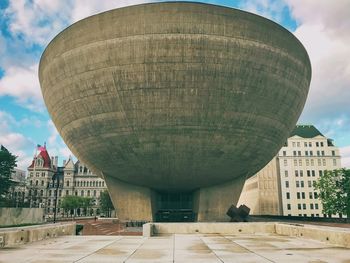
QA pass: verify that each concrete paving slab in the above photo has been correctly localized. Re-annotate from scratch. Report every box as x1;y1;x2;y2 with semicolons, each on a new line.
1;233;350;262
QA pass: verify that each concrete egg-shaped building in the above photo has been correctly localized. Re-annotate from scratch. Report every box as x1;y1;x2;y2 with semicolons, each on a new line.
39;2;311;221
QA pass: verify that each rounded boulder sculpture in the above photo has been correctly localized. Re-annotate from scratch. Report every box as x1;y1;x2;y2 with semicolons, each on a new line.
39;2;311;221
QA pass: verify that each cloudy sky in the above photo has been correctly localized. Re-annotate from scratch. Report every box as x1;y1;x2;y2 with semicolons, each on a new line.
0;0;349;169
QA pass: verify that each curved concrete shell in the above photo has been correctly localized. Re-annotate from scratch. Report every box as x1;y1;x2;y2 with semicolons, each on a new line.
39;2;311;221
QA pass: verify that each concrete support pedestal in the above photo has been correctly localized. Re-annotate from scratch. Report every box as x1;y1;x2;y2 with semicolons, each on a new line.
194;176;247;221
104;175;155;221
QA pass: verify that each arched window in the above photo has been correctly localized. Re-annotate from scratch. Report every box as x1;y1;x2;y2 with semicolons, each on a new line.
67;181;70;187
94;190;96;197
99;181;101;187
90;181;92;187
102;182;104;187
40;190;43;196
87;190;90;196
35;180;38;186
41;180;44;186
81;190;84;196
75;191;78;196
30;180;33;186
93;181;95;187
49;190;52;196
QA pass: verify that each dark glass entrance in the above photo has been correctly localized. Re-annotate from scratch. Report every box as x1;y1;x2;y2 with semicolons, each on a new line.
155;192;196;222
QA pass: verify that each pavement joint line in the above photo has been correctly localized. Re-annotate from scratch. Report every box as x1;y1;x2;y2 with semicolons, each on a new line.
222;235;276;263
73;237;122;263
199;234;224;263
123;237;148;263
172;234;175;263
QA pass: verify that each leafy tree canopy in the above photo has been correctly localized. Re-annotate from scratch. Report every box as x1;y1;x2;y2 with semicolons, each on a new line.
0;145;17;201
314;168;350;218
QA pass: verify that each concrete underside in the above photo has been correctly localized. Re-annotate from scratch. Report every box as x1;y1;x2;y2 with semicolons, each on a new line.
1;232;350;262
105;175;246;221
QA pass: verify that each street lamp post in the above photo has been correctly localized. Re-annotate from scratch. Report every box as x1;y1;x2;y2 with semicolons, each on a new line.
53;174;60;223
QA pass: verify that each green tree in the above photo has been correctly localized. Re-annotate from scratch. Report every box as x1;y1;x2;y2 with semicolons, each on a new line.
314;168;350;219
61;196;93;217
61;195;81;217
0;145;17;205
100;190;114;217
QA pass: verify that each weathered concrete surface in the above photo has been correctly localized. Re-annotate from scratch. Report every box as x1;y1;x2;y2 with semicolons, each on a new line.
144;222;350;249
1;231;350;262
0;222;75;248
39;2;311;221
0;208;44;227
194;176;246;221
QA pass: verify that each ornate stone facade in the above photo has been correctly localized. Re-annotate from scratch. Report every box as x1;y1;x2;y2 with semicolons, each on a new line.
27;146;107;217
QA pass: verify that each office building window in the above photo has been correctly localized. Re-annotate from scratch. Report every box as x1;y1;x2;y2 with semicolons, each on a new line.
301;181;304;188
286;192;290;199
284;160;288;166
297;192;300;199
295;170;299;177
319;170;323;176
312;170;315;177
293;160;297;166
304;142;307;147
300;170;303;177
298;151;301;156
303;204;306;209
310;151;313;156
299;159;302;166
332;150;335;156
301;192;305;199
308;181;312;187
307;170;311;177
287;204;291;210
310;204;314;209
296;181;300;188
309;192;313;199
309;142;312;147
285;181;289;188
284;170;288;177
314;192;318;199
316;142;319;147
320;142;324;147
305;151;309;156
315;203;319;209
306;159;310;166
298;204;301;210
321;151;325;156
293;151;297;156
322;159;326;166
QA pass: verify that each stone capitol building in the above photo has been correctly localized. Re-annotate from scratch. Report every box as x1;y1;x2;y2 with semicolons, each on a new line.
26;145;107;217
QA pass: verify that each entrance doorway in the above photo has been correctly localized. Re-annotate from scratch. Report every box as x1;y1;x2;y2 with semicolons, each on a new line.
155;192;196;222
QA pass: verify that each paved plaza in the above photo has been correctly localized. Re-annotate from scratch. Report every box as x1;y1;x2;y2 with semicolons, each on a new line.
1;233;350;263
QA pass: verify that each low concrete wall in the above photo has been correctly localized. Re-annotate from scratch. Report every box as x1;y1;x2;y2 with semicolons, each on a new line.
143;222;275;237
0;223;76;248
143;222;350;248
0;208;44;226
275;223;350;248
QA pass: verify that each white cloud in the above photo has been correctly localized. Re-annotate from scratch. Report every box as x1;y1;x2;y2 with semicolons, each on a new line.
285;1;350;132
340;146;350;168
45;120;73;163
0;111;36;170
0;63;45;112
